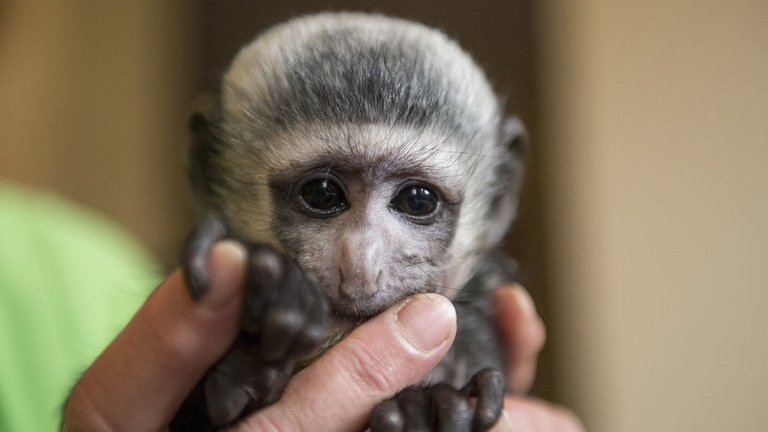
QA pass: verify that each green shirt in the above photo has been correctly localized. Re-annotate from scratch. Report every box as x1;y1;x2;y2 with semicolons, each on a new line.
0;182;161;431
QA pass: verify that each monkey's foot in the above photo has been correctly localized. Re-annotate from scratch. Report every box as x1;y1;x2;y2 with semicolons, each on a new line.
369;368;505;432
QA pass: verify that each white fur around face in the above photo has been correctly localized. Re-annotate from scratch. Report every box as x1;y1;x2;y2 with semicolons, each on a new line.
218;121;511;300
207;13;521;313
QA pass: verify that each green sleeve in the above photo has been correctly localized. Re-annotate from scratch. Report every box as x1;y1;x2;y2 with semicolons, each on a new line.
0;182;162;431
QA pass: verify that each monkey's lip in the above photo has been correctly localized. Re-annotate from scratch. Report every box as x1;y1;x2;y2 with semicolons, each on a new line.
329;298;389;320
329;292;413;321
329;304;385;321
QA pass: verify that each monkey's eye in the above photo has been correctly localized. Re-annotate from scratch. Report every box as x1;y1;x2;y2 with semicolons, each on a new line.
391;183;440;221
298;177;348;217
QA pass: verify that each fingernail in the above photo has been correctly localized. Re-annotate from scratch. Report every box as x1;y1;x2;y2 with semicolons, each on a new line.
205;240;247;309
396;294;456;352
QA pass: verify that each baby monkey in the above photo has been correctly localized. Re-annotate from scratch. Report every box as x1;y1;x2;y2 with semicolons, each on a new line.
172;12;527;432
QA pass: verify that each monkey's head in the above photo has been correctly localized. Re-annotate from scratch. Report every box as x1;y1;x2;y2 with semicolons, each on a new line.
189;13;526;319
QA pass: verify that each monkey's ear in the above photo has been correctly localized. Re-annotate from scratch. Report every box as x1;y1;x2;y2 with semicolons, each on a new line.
482;116;528;246
187;93;220;206
501;115;529;158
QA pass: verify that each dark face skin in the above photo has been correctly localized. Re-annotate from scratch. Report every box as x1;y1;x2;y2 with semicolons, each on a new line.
267;150;461;319
201;117;521;323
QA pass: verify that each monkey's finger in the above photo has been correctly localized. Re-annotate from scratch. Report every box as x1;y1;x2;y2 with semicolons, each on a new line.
491;397;585;432
372;387;433;432
182;214;229;299
462;368;504;431
63;241;246;432
287;276;330;359
494;284;546;394
241;245;284;335
370;398;405;432
432;384;473;432
259;288;309;361
259;254;326;361
236;294;457;432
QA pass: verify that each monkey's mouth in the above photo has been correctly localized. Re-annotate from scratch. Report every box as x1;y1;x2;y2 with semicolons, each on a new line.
301;293;412;368
328;290;416;322
329;302;386;321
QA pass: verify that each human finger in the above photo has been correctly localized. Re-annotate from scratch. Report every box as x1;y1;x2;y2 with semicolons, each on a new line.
492;396;586;432
63;241;246;431
236;293;457;432
495;284;547;394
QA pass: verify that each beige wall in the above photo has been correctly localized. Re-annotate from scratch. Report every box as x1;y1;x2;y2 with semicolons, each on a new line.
536;1;768;431
0;0;195;263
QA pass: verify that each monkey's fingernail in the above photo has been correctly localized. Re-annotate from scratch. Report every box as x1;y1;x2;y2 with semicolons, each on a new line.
395;294;456;352
205;240;247;309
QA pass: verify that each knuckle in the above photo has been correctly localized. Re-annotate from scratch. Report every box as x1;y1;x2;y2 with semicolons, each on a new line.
237;410;285;432
555;406;586;432
264;308;304;334
476;405;499;425
518;318;547;360
432;386;460;408
370;399;404;432
337;336;400;396
478;367;504;385
140;308;197;361
295;323;328;351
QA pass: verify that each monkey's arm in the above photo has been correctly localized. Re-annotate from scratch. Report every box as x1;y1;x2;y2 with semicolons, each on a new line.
171;215;329;431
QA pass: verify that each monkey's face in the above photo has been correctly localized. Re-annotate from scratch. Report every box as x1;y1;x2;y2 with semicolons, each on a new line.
272;168;458;317
218;124;486;319
274;175;455;317
194;13;525;319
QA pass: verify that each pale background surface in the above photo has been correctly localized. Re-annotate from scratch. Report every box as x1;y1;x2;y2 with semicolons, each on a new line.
536;1;768;431
1;1;766;431
0;0;196;261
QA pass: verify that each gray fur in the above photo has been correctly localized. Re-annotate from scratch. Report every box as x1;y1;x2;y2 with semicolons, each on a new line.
188;12;526;424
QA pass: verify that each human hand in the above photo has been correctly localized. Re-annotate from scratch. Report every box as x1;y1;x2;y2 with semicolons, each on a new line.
491;284;585;431
63;240;583;431
63;241;457;431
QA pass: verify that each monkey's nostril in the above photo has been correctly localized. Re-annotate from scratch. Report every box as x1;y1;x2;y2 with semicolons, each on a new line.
338;273;378;301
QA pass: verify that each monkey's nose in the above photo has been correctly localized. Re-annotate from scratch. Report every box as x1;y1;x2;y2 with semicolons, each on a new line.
339;269;381;301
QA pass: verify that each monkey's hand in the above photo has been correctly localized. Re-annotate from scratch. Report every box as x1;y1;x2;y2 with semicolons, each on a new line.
200;244;329;426
173;215;329;431
369;368;505;432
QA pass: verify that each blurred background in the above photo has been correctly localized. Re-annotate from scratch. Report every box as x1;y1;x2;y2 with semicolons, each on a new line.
1;1;766;431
